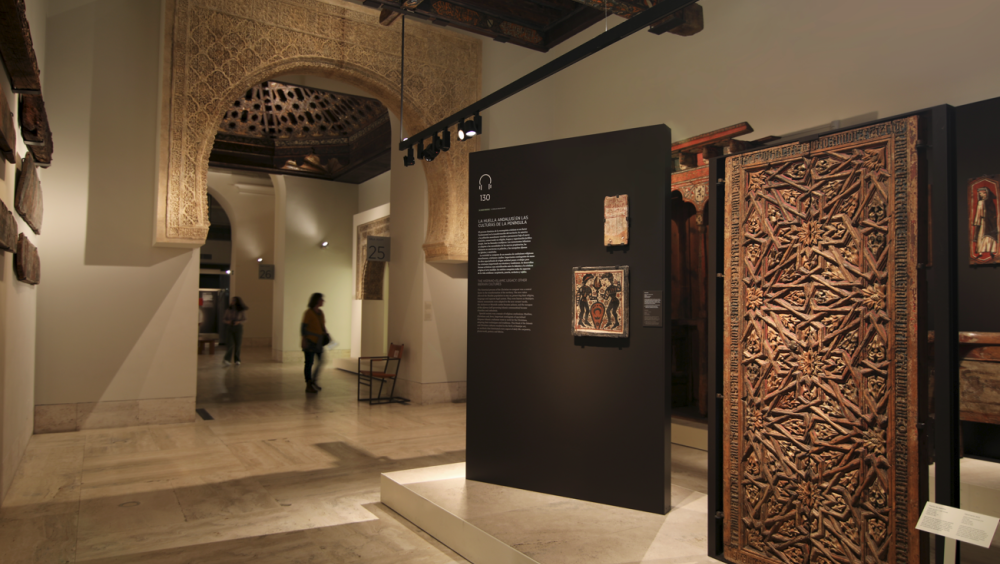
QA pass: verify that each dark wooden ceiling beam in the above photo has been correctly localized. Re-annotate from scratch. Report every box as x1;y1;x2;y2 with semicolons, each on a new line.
361;0;547;49
379;7;402;25
0;0;41;92
543;8;606;51
446;0;563;29
571;0;703;36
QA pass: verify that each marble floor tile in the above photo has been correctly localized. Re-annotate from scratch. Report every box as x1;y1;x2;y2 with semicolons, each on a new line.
81;445;247;488
76;529;325;564
77;488;187;535
171;472;281;521
0;511;78;564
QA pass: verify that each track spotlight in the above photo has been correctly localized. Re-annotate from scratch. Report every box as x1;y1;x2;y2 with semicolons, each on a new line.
403;146;415;167
459;114;482;140
441;129;451;152
257;258;263;263
423;136;439;162
417;141;425;161
320;241;329;248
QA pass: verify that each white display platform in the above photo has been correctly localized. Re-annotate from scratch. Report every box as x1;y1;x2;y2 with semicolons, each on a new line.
381;463;716;564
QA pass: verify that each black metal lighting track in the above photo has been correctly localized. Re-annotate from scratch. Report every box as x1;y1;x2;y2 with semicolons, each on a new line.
399;0;698;152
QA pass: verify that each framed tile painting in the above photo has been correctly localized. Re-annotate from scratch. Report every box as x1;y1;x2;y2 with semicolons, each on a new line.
572;265;628;338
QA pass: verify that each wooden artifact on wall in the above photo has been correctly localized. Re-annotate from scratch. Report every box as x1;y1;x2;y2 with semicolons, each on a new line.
723;118;923;564
0;198;17;252
14;233;39;284
15;152;42;234
670;122;773;416
968;176;1000;265
18;94;52;165
0;0;42;93
356;216;390;300
604;194;629;246
572;266;628;338
0;82;15;163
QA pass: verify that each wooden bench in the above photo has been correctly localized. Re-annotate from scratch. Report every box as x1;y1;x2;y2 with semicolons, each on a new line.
198;333;219;355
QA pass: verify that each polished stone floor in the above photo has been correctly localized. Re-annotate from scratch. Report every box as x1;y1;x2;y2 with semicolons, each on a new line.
0;348;469;563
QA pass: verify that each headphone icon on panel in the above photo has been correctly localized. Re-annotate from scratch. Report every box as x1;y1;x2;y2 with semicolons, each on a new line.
479;174;492;191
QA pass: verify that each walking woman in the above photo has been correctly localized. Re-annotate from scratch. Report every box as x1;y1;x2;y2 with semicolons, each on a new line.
302;292;328;393
223;296;248;366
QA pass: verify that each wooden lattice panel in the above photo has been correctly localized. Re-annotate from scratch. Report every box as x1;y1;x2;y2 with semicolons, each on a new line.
723;118;923;564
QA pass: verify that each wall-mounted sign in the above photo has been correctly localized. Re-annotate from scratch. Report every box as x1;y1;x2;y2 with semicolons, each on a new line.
258;264;275;280
366;236;390;262
642;290;663;327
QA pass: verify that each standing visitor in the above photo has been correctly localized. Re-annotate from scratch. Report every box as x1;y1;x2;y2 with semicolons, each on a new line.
302;293;328;393
223;296;248;366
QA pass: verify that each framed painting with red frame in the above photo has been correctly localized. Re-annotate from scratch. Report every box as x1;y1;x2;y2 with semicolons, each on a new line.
969;175;1000;265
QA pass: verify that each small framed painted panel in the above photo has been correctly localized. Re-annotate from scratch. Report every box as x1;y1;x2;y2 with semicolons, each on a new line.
571;265;628;338
969;175;1000;265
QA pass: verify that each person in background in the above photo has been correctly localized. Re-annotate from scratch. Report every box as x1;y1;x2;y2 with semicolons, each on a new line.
302;292;328;393
223;296;248;366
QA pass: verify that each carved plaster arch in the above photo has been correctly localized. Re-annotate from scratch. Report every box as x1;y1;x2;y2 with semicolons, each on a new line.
156;0;480;262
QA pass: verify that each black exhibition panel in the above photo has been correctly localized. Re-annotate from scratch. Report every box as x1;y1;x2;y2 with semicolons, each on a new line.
954;95;1000;462
466;125;672;514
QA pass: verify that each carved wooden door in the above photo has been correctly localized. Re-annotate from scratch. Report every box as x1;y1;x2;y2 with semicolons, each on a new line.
723;117;923;564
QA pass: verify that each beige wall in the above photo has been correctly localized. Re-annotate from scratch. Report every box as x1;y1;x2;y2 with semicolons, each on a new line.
207;171;275;346
0;0;47;502
272;175;357;361
33;0;197;417
481;0;1000;152
359;172;390;214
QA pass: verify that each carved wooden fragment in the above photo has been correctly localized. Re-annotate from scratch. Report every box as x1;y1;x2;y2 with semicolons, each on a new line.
968;175;1000;265
14;233;39;284
0;0;42;92
604;194;629;246
0;83;15;163
723;118;923;564
572;266;628;338
18;94;53;165
15;152;42;234
0;198;17;252
356;216;390;300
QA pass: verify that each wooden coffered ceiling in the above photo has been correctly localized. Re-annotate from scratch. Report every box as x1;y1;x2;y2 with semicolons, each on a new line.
356;0;703;51
209;81;391;184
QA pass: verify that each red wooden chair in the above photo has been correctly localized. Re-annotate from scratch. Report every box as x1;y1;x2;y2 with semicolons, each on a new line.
357;343;408;404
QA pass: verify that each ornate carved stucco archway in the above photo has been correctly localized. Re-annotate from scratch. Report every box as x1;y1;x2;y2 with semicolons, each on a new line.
156;0;480;262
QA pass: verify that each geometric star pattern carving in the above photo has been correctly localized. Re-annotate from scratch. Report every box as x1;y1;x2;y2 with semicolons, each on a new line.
723;117;923;564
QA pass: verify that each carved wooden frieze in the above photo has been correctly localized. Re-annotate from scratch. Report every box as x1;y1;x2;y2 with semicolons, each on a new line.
723;118;923;564
0;0;42;92
356;216;390;300
18;94;53;165
160;0;480;262
672;165;709;225
1;83;15;163
604;194;629;246
968;175;1000;265
0;198;17;252
15;152;42;234
15;233;39;284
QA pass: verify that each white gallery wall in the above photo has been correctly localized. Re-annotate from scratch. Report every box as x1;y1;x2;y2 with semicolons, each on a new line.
33;0;197;431
207;171;276;347
0;0;46;505
480;0;1000;152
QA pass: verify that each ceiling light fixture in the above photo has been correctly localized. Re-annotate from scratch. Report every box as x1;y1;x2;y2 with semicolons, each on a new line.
257;257;263;262
441;129;451;152
403;145;415;167
320;241;329;248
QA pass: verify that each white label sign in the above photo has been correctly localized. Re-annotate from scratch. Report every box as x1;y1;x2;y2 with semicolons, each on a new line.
367;236;390;262
916;502;999;548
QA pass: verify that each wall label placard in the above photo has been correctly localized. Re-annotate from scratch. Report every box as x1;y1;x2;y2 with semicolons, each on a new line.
366;236;390;262
642;290;663;327
916;502;999;548
258;264;275;280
